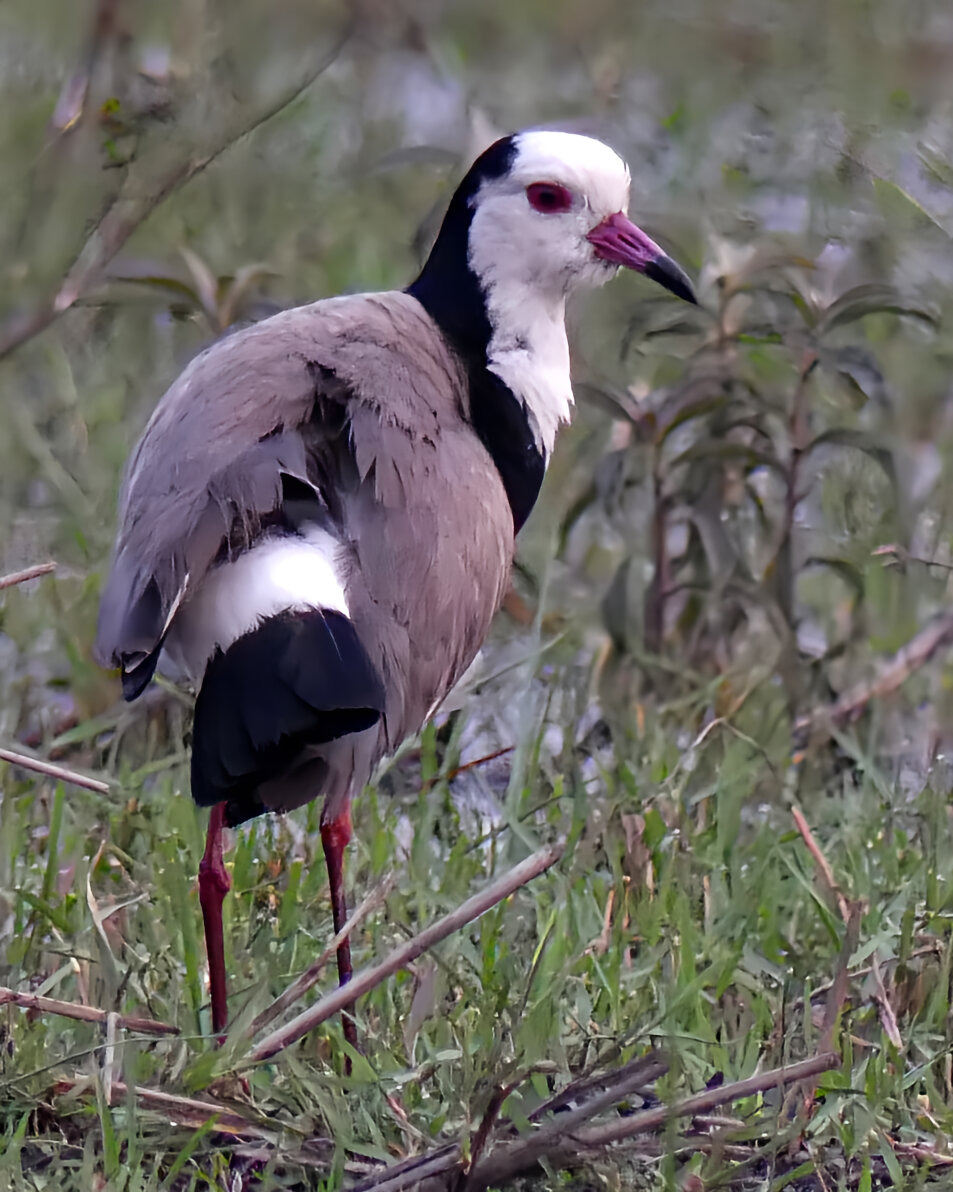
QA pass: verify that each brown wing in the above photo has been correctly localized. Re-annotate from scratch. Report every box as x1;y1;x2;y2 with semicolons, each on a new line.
96;289;477;696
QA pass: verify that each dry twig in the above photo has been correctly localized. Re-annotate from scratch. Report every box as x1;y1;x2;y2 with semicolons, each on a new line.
527;1051;666;1124
789;807;863;1066
0;24;351;362
0;562;56;590
795;610;953;740
74;1078;274;1138
249;842;564;1063
0;986;178;1036
349;1051;838;1192
0;745;111;794
791;806;851;924
869;954;903;1050
466;1051;839;1192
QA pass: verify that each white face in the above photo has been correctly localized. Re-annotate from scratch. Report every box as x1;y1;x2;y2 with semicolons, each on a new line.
468;131;632;300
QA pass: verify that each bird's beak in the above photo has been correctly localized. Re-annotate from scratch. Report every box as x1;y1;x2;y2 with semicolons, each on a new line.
587;212;697;304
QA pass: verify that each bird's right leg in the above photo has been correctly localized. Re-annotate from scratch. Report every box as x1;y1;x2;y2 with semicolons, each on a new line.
198;802;231;1039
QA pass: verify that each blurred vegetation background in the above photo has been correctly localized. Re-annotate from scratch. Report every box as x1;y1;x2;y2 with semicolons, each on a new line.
5;0;953;1188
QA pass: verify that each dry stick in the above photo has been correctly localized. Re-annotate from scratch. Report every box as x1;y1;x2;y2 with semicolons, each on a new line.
351;1060;694;1192
466;1051;840;1192
455;1084;518;1192
0;24;352;363
0;561;56;590
360;1149;461;1192
0;986;178;1036
446;746;515;782
795;609;953;739
101;1080;274;1138
892;1141;953;1168
249;843;564;1064
869;953;903;1050
352;1054;671;1192
246;872;396;1038
355;1051;838;1192
463;1055;670;1189
527;1052;668;1124
788;943;940;1011
789;807;862;1072
791;806;851;924
457;1057;665;1192
0;746;111;794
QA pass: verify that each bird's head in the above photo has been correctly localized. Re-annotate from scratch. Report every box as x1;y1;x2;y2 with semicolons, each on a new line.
465;130;695;305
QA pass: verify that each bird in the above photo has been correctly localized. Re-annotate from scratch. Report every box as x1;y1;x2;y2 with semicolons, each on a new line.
95;129;696;1043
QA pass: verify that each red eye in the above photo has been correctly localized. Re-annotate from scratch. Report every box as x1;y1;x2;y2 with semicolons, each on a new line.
526;182;573;214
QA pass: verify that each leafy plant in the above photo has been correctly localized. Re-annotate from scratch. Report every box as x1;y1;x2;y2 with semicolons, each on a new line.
589;235;939;714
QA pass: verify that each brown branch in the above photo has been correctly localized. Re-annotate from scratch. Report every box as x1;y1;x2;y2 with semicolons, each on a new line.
817;905;862;1061
526;1052;667;1124
354;1147;461;1192
446;746;515;783
789;807;862;1069
348;1056;668;1192
0;987;177;1036
472;1054;669;1187
455;1083;517;1192
795;610;953;740
869;954;903;1050
248;842;564;1064
0;562;57;590
0;22;352;362
351;1051;838;1192
470;1051;839;1190
0;745;111;794
65;1077;275;1138
891;1141;953;1168
791;806;851;925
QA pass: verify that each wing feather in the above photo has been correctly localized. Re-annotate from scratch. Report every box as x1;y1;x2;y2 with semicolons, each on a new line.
95;292;460;682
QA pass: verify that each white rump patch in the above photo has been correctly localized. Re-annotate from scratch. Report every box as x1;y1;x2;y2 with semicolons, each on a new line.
165;525;349;682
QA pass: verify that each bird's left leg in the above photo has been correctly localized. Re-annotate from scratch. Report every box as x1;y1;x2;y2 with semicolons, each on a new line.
320;804;358;1050
198;802;231;1039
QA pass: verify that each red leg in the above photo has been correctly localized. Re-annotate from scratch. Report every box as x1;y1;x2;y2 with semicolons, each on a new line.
321;805;358;1052
198;802;231;1040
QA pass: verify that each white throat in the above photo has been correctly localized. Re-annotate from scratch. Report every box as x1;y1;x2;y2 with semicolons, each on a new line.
481;282;574;458
468;201;575;457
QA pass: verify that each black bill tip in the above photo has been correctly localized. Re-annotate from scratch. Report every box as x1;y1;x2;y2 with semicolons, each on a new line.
644;253;697;304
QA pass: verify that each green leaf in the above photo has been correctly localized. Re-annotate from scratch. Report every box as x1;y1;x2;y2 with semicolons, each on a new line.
160;1118;219;1188
601;556;631;651
655;390;731;446
669;438;788;477
804;427;895;484
818;345;890;407
179;246;221;328
574;380;643;425
107;259;201;304
218;263;278;328
877;1131;904;1186
802;555;866;602
818;282;938;334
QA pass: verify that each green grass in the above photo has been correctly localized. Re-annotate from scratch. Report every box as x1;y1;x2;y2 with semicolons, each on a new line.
5;0;953;1186
3;633;953;1188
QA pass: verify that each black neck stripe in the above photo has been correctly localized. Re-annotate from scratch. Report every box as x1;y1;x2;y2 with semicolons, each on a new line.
407;135;546;532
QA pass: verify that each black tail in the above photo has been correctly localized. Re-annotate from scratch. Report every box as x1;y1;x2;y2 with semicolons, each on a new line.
191;610;385;825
